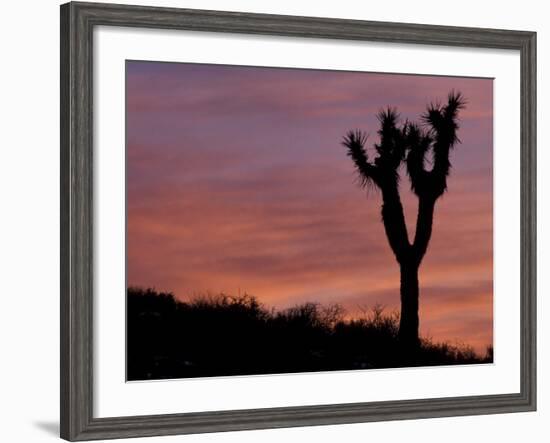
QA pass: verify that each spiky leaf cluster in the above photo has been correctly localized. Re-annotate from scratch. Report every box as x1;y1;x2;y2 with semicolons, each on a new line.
342;91;465;199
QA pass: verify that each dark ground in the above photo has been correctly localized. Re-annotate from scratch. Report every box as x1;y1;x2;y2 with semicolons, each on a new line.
127;287;492;381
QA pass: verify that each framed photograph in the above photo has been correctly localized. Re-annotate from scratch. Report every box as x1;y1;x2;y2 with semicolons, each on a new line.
60;1;536;440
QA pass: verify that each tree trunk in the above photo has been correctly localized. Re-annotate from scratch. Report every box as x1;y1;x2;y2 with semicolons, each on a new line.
398;261;420;349
398;195;436;350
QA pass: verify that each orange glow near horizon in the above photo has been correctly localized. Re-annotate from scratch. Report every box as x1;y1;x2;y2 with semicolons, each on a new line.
127;61;493;354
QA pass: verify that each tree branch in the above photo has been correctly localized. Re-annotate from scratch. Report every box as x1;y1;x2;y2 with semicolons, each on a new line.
381;185;411;263
405;123;432;196
342;130;380;189
374;108;407;183
422;91;466;198
412;195;436;264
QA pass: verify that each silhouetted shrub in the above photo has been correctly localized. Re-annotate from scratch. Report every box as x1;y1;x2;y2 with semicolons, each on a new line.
127;287;492;381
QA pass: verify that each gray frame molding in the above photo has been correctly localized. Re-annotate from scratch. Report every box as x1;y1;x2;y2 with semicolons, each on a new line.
60;2;536;441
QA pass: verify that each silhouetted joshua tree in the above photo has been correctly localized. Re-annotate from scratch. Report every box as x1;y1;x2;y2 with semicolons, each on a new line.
342;92;465;349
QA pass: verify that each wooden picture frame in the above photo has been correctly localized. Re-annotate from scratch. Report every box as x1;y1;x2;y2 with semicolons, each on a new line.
60;1;536;440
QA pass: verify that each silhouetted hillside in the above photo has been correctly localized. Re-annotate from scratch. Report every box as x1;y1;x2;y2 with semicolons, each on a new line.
127;287;492;381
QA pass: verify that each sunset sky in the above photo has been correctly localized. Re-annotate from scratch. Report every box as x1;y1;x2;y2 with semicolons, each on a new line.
126;61;493;353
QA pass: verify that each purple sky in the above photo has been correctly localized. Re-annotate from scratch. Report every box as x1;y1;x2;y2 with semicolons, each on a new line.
126;61;493;353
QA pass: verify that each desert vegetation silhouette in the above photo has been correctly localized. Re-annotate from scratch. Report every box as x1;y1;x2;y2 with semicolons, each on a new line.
127;287;490;380
342;91;466;349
